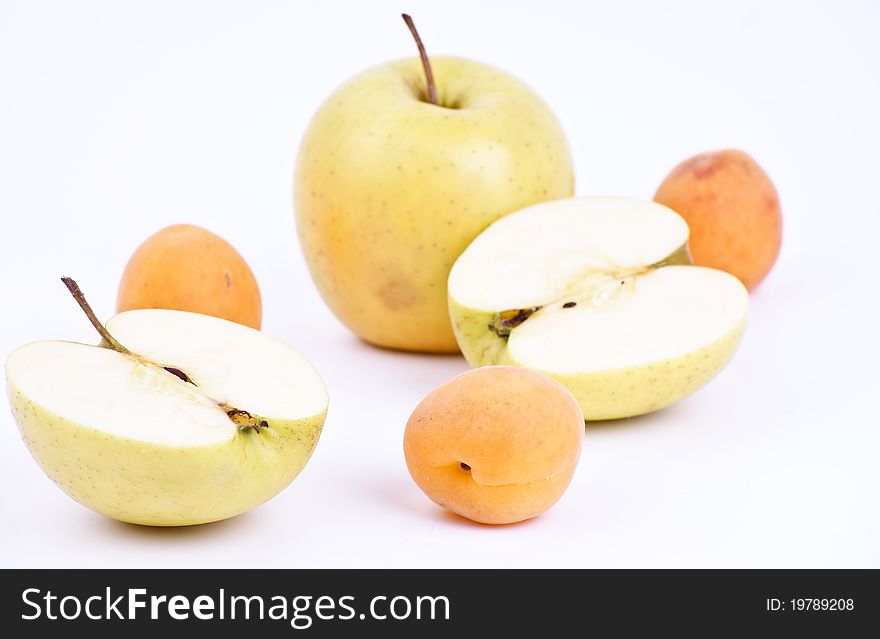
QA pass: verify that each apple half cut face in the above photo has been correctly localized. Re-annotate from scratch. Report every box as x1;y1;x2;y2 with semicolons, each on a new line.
6;309;328;526
448;197;749;420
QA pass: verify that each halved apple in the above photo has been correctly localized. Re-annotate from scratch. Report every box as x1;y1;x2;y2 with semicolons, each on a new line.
448;197;748;420
6;283;328;526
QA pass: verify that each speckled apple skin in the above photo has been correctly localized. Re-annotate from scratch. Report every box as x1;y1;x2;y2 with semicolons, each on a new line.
531;321;746;420
6;378;326;526
295;56;574;353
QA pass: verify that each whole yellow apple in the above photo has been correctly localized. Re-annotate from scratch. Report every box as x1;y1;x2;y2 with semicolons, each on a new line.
295;24;573;352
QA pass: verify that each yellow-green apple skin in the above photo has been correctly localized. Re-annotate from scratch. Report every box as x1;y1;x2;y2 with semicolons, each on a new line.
5;310;328;526
295;56;574;352
7;379;324;526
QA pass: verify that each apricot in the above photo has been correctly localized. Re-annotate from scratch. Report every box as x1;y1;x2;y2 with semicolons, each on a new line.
117;224;262;329
403;366;584;525
654;149;782;291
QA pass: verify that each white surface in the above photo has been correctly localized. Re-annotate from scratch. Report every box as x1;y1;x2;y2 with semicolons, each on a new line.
1;0;878;568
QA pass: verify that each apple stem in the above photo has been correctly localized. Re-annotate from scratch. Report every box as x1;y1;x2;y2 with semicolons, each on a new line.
402;14;438;106
61;277;133;355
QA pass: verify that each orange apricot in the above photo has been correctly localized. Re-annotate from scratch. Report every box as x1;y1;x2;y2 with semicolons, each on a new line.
117;224;262;329
403;366;584;525
654;149;782;291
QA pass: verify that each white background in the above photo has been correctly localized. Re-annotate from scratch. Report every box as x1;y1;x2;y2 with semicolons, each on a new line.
1;0;878;568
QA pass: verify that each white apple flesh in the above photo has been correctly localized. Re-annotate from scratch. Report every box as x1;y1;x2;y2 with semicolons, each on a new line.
6;308;328;526
448;197;749;420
